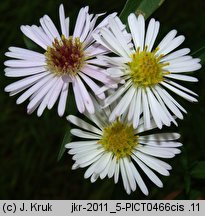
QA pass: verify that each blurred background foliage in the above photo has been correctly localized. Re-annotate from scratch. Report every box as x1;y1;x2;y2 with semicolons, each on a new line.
0;0;205;199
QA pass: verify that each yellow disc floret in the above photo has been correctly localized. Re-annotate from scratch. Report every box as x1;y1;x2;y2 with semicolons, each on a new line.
45;35;85;76
128;47;170;87
98;120;138;159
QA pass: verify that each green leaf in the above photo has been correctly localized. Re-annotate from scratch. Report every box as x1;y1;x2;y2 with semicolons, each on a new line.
120;0;165;23
23;36;39;50
57;90;77;162
192;46;205;65
120;0;142;23
137;0;165;19
184;175;191;195
189;189;202;199
191;161;205;179
57;124;72;161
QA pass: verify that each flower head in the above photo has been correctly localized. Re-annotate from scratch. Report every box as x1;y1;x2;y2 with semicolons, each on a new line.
4;5;119;116
94;14;201;129
65;101;182;195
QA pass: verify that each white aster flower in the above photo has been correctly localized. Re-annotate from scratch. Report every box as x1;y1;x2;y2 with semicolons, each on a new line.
94;14;201;129
65;102;182;195
4;5;121;116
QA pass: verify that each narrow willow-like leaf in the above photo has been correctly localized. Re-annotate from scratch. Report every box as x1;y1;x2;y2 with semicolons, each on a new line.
24;36;39;50
192;46;205;65
120;0;142;23
191;161;205;179
199;52;205;65
137;0;165;19
57;124;72;161
120;0;165;23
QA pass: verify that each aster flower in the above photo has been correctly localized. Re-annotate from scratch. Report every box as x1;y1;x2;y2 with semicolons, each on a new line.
4;5;124;116
94;14;201;129
65;101;182;195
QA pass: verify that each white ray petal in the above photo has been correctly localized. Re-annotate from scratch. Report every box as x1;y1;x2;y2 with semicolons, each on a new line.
73;7;87;38
164;80;197;96
43;15;61;39
74;148;104;164
109;86;135;121
133;88;142;128
123;158;136;192
120;158;131;194
138;14;145;51
129;162;149;196
69;145;100;155
137;145;175;158
37;77;60;116
142;89;151;129
108;18;132;56
139;133;180;141
164;55;192;64
146;87;171;128
21;25;47;49
100;155;113;179
30;25;52;47
16;73;54;104
27;76;58;111
132;152;169;176
57;82;69;116
160;48;190;62
148;21;160;52
104;80;132;107
84;159;99;179
40;17;55;41
71;129;101;139
161;81;197;102
5;48;45;61
139;140;182;147
67;115;102;135
114;161;120;184
128;90;137;121
80;13;91;42
5;67;46;77
145;18;155;49
166;58;200;68
135;157;163;188
72;78;85;113
59;4;68;38
76;75;95;114
5;72;49;92
65;140;98;148
95;152;112;175
79;153;103;168
4;60;46;68
166;64;202;73
132;155;163;187
155;85;185;118
78;72;105;100
159;35;185;56
156;30;177;54
108;156;117;178
65;17;70;37
100;28;130;58
165;74;198;82
81;65;112;85
90;173;99;183
128;13;140;50
47;78;64;109
151;87;177;125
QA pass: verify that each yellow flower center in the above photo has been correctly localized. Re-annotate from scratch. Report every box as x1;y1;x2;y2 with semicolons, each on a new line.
128;47;170;87
45;35;85;76
98;120;138;159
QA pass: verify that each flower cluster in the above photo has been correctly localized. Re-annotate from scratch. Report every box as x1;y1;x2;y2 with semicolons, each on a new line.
4;4;201;195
